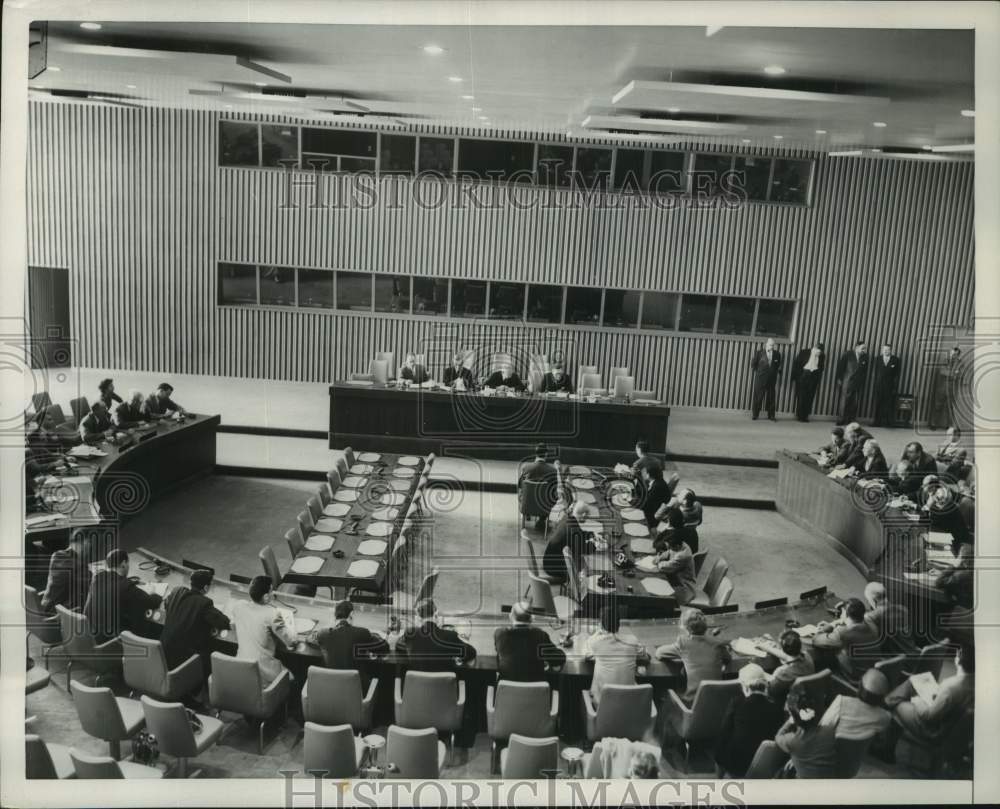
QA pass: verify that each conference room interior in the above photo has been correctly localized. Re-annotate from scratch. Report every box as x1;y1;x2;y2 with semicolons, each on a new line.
17;18;978;784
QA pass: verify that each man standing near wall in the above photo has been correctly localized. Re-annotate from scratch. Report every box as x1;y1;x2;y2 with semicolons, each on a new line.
872;343;902;427
750;338;782;421
835;341;870;426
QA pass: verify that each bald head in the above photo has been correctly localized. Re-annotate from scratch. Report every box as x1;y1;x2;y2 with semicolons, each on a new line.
572;501;589;520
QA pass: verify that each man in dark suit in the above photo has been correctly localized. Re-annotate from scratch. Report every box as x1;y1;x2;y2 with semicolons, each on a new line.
750;338;782;421
394;598;477;671
159;569;231;672
494;601;566;681
144;382;187;418
872;343;902;427
542;501;591;581
835;341;870;425
540;363;573;393
398;353;429;384
834;422;873;469
443;352;474;389
115;390;147;428
97;378;124;411
630;440;663;478
812;597;881;682
78;401;113;443
485;363;525;392
314;600;390;686
519;444;559;530
84;549;162;645
790;341;825;422
638;465;673;530
40;529;92;613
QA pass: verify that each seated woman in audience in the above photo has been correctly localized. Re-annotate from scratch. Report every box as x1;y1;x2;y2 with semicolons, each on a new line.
655;608;731;702
849;438;888;480
584;607;648;706
774;681;838;778
715;663;785;778
231;575;297;685
651;525;697;604
398;353;429;384
819;668;891;740
885;643;974;743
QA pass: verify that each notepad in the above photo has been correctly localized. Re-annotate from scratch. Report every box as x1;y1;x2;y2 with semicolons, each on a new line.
636;556;659;573
909;671;941;704
357;539;388;556
365;521;393;537
731;637;770;658
624;522;648;537
358;452;381;462
305;535;335;552
323;503;352;517
314;518;344;533
793;624;819;638
621;508;645;521
571;478;595;490
347;560;379;578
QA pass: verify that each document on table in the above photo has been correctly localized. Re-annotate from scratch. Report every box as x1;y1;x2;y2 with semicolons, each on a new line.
730;637;769;658
25;513;68;528
68;445;107;458
909;671;941;704
793;624;819;638
927;531;954;548
827;468;853;480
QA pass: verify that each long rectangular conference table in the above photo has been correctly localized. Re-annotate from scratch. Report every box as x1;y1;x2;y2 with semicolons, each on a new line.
329;381;670;464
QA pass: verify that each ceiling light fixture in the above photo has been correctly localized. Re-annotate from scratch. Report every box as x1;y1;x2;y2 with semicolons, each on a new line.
815;129;827;135
254;81;267;87
471;106;482;112
224;104;233;108
667;106;680;113
773;134;783;139
871;148;882;153
448;76;463;83
873;121;887;128
829;150;863;157
461;94;474;100
478;115;489;121
79;22;102;31
741;138;752;143
126;84;136;89
931;143;975;153
763;65;786;75
423;44;444;55
960;109;975;118
922;145;933;151
48;65;61;72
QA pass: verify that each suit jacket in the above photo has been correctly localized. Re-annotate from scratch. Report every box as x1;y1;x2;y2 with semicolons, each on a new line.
910;672;974;737
395;620;476;671
159;586;230;669
854;450;889;478
41;547;91;612
791;348;825;382
751;348;782;386
836;429;874;468
400;364;429;384
443;365;473;388
79;411;112;442
812;620;881;680
769;654;815;702
519;459;557;486
715;692;785;777
541;371;573;393
543;516;588;579
894;451;938;496
143;394;182;417
115;401;145;428
654;543;697;604
83;569;162;645
836;350;870;393
631;454;664;478
639;476;672;527
873;353;901;394
654;632;731;700
485;371;525;391
494;624;567;681
315;621;390;671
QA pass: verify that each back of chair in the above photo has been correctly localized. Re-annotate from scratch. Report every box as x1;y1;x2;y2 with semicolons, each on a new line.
41;403;68;429
70;680;127;740
375;351;395;378
208;652;264;716
350;372;375;382
913;642;951;681
69;749;124;779
32;391;52;413
25;585;62;644
369;359;390;385
334;455;349;478
491;681;555;739
594;684;654;740
613;376;635;399
326;469;342;494
343;447;356;468
304;667;364;727
306;496;323;524
580;373;602;393
562;547;583;603
316;484;332;507
713;577;734;607
140;695;197;758
793;668;831;707
834;735;873;778
285;527;304;558
69;396;90;426
414;568;439;603
609;366;630;382
55;605;96;656
744;740;788;778
520;480;555;519
874;654;908;688
692;550;708;577
25;735;58;779
528;369;544;392
526;574;558;617
297;509;314;538
577;365;598;384
521;532;541;577
704;557;729;598
386;725;440;778
502;734;560;779
686;679;743;740
303;722;359;778
397;671;457;729
121;631;169;697
258;546;283;588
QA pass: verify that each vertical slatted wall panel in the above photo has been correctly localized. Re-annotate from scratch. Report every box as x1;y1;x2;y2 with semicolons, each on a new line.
26;103;974;417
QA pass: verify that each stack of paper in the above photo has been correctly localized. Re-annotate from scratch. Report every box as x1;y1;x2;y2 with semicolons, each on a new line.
68;445;106;458
909;671;940;703
731;638;770;658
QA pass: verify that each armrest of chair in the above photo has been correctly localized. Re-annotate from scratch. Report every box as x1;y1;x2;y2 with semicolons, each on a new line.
394;677;403;710
263;668;291;697
582;689;597;720
169;653;204;687
485;685;496;718
456;679;466;709
361;677;378;728
550;690;559;719
261;669;291;715
664;688;691;735
363;677;378;708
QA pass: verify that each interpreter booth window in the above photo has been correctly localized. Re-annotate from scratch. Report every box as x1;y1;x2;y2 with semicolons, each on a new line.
649;150;687;195
679;294;718;333
640;291;680;330
297;269;334;309
261;125;299;168
733;156;772;202
488;282;526;319
379;134;417;175
450;279;487;318
692;153;734;199
219;121;259;167
458;139;535;183
574;147;612;191
612;149;646;192
769;159;812;205
218;263;257;305
565;286;602;326
527;284;564;323
259;266;296;306
716;296;756;335
412;277;449;315
602;289;640;328
418;137;455;177
536;144;574;188
374;274;410;313
755;299;797;338
336;271;373;311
